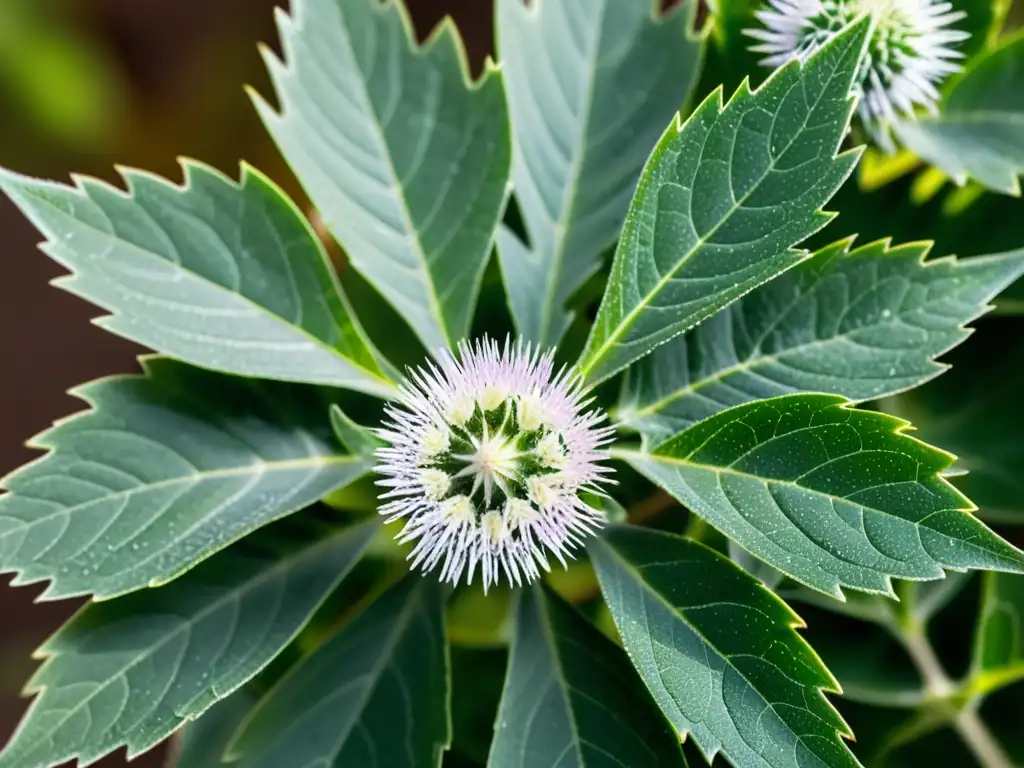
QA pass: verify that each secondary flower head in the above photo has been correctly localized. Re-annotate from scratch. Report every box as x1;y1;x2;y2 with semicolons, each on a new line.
746;0;969;147
375;337;614;592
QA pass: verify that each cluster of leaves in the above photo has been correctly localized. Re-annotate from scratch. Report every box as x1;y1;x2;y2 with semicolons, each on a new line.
2;1;1024;767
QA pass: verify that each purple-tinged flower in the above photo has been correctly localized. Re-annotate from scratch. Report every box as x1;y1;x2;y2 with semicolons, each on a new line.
375;337;614;592
745;0;969;149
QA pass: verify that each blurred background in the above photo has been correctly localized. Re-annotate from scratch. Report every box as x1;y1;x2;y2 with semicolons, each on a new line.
0;1;489;765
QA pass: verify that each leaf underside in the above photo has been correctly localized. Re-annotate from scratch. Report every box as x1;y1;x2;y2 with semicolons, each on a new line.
488;583;685;767
623;393;1024;598
576;16;870;386
895;34;1024;195
619;238;1024;442
0;518;378;768
590;525;857;768
229;575;449;768
257;0;511;352
495;0;703;347
0;162;394;396
0;357;372;600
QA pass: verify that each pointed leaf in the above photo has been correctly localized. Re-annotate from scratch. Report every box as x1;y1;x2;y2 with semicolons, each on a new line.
590;524;856;768
575;17;869;386
882;321;1024;524
0;163;395;397
620;393;1024;598
971;572;1024;696
328;403;382;456
256;0;511;352
0;517;378;768
495;0;704;346
488;584;684;768
229;575;449;768
172;688;260;768
0;358;373;600
895;33;1024;195
619;239;1024;442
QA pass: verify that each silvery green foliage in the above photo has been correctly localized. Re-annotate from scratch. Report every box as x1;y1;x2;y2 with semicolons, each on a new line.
2;2;1024;768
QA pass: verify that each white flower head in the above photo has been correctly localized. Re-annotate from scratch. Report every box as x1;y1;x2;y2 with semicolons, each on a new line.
375;336;614;592
745;0;969;148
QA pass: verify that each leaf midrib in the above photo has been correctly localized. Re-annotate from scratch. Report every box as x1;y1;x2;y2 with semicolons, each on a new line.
595;538;845;764
628;319;940;421
613;446;966;567
18;185;396;394
13;528;362;763
311;583;424;764
534;589;587;768
581;59;844;382
0;454;366;542
525;0;607;346
626;249;1024;422
326;2;452;348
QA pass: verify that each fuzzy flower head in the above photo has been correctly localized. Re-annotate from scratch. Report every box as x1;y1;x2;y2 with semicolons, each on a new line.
746;0;969;147
375;337;614;592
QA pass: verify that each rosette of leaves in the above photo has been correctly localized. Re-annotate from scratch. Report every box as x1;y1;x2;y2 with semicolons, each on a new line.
2;1;1024;767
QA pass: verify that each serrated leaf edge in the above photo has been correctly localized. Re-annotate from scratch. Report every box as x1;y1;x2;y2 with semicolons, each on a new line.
577;16;872;386
3;519;380;767
252;0;507;352
591;527;857;767
618;237;1024;426
0;355;374;602
0;160;398;398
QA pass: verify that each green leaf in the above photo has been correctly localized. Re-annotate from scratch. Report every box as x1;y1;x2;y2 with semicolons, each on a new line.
229;575;449;768
971;572;1024;696
328;403;382;456
590;524;855;768
882;319;1024;524
172;687;259;768
620;393;1024;598
618;238;1024;442
0;162;395;397
894;32;1024;196
0;357;373;600
488;584;685;768
494;0;703;346
575;16;869;387
950;0;1009;58
0;517;378;768
256;0;511;352
783;594;930;709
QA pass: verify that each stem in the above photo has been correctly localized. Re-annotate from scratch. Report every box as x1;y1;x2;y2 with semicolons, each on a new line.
955;704;1016;768
901;626;954;698
898;623;1015;768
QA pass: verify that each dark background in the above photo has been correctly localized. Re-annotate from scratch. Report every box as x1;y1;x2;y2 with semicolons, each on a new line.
0;1;490;765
